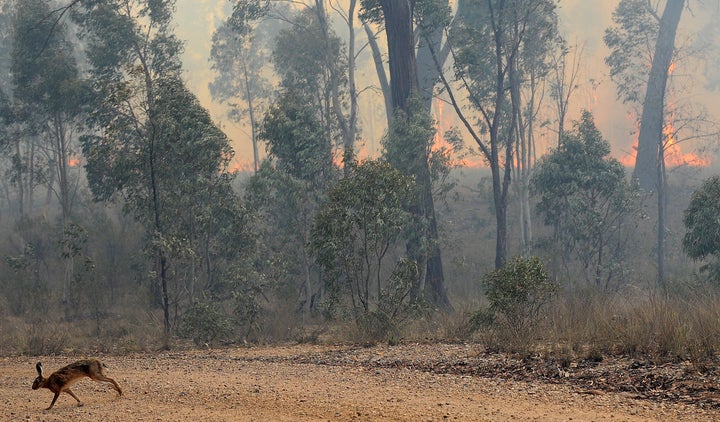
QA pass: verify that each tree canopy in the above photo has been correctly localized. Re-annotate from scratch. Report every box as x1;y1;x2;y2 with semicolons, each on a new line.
532;111;638;287
683;175;720;279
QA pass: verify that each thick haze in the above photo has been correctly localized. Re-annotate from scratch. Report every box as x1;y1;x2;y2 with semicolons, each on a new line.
174;0;719;170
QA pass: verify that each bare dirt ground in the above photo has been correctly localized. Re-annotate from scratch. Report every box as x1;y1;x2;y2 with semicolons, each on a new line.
2;343;719;421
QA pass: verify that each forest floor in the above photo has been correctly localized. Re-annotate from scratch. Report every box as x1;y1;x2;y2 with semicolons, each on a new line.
2;343;719;421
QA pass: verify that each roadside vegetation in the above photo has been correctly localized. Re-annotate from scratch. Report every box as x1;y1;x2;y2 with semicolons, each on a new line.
1;0;720;373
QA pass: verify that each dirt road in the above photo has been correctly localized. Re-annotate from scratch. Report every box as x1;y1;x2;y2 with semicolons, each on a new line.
2;344;718;421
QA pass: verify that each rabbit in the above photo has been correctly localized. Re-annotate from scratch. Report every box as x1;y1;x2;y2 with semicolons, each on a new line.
32;358;123;410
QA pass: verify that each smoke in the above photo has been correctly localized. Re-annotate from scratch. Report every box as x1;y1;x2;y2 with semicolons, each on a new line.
174;0;719;169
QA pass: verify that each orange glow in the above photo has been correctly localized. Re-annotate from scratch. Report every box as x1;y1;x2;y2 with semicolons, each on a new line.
68;157;81;167
620;96;711;168
618;111;640;167
432;99;486;168
663;124;710;168
432;100;452;152
333;142;373;169
229;160;255;173
354;142;372;161
663;93;710;167
618;145;637;167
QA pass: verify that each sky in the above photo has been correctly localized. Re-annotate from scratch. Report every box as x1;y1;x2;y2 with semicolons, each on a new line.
173;0;718;170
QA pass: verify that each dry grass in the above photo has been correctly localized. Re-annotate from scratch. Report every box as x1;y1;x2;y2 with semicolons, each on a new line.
544;284;720;362
2;286;720;366
5;281;720;364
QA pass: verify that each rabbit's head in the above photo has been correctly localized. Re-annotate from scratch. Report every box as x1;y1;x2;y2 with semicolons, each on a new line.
31;362;44;390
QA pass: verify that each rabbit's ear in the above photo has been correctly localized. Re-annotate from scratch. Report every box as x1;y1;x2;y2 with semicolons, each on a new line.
36;362;43;376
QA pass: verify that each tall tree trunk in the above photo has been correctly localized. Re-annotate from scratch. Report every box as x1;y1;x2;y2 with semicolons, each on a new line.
415;0;449;109
380;0;418;112
363;23;393;125
241;59;259;173
633;0;684;189
657;145;665;287
379;0;451;310
344;0;359;165
509;64;533;254
316;0;358;169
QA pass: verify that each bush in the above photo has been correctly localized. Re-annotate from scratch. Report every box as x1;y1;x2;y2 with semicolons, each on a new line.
683;175;720;281
180;302;233;346
351;259;429;344
471;256;557;343
24;322;68;356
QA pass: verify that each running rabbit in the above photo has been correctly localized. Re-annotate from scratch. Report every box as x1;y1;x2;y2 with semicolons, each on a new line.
32;359;123;410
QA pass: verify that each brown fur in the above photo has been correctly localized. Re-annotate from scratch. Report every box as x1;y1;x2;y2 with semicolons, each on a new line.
32;359;122;410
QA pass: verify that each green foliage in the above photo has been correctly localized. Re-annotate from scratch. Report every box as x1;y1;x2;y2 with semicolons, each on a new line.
604;0;658;104
227;0;270;37
75;1;255;335
382;97;455;275
260;90;334;183
476;256;557;339
683;175;720;279
383;96;436;179
245;164;317;298
254;78;337;313
210;1;278;123
310;160;422;339
268;5;347;154
180;302;233;346
451;0;559;115
273;8;344;95
12;0;85;114
531;111;639;287
7;0;89;219
311;161;414;290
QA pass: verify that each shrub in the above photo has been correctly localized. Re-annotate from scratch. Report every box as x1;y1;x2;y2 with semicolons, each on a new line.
683;175;720;280
180;302;233;346
470;256;558;343
24;322;68;356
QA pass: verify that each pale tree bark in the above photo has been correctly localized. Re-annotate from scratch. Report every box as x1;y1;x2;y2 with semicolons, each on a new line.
550;43;583;147
363;22;393;124
633;0;684;190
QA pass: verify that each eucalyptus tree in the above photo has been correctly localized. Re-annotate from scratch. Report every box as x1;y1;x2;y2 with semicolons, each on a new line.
210;0;277;173
6;0;91;312
358;0;452;311
310;159;419;339
605;0;685;190
505;0;560;254
272;6;349;156
11;0;88;222
240;4;347;316
73;0;249;336
605;0;705;286
248;85;336;316
442;0;560;269
683;175;720;281
360;0;453;113
532;111;639;288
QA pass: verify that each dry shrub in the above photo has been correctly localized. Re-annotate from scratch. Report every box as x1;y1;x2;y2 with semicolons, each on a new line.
92;312;164;353
0;316;26;355
23;321;68;356
253;299;322;344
